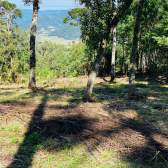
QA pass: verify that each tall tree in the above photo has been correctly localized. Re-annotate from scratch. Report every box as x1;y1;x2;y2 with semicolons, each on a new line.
23;0;40;91
129;0;145;96
110;0;118;82
79;0;134;101
110;27;116;82
1;1;22;33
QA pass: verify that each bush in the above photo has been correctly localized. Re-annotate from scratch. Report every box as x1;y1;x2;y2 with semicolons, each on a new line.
70;70;79;77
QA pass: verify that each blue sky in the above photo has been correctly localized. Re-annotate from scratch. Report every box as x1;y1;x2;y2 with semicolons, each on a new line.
2;0;81;10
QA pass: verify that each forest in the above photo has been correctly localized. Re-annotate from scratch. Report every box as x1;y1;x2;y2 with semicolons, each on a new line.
0;0;168;168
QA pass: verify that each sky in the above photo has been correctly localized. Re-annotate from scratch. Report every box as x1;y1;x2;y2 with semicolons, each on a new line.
2;0;82;10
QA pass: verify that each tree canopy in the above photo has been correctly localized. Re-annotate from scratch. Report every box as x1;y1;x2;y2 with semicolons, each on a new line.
0;0;22;32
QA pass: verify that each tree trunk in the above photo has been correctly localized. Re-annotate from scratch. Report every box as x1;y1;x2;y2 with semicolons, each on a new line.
122;43;125;74
166;56;168;83
139;52;143;75
83;0;134;101
136;51;139;74
110;27;116;82
154;50;158;82
7;13;10;33
28;0;39;91
83;43;104;101
129;0;144;96
148;52;151;75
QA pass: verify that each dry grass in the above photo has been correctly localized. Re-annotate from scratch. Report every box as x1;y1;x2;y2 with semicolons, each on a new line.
0;76;168;168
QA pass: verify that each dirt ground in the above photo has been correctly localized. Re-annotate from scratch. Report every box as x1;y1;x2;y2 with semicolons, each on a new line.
0;76;168;168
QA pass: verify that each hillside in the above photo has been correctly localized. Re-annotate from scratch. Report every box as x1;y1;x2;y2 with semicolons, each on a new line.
16;9;81;40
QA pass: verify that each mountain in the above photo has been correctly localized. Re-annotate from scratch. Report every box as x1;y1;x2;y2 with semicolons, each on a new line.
15;9;81;40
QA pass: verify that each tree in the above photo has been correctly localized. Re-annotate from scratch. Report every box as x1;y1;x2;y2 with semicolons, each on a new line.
110;27;116;82
110;1;118;82
0;17;30;83
0;0;22;33
63;8;90;26
151;0;168;83
0;1;24;83
79;0;134;101
0;1;5;17
23;0;40;91
64;2;118;83
129;0;145;96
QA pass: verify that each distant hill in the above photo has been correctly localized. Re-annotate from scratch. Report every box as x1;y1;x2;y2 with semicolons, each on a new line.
15;9;81;40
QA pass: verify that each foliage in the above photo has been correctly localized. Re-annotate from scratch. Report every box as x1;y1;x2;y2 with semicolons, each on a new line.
1;0;168;84
63;8;90;26
0;10;93;83
108;0;168;80
36;41;91;78
0;22;29;82
0;20;93;83
1;0;22;31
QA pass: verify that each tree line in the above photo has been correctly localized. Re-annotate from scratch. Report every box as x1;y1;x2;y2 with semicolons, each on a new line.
0;0;168;101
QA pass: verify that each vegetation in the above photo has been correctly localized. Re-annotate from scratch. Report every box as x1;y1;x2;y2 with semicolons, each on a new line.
115;0;168;82
0;0;22;33
36;41;92;78
0;26;92;83
67;0;134;101
0;0;168;167
0;22;29;83
25;0;40;91
1;0;168;93
0;76;168;167
129;0;144;96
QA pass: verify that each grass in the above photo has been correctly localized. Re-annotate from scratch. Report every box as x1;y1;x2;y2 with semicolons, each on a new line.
0;76;168;167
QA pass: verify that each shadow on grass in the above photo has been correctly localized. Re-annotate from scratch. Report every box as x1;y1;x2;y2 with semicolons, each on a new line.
1;80;168;167
7;92;91;167
103;83;168;167
0;84;116;105
120;119;168;167
135;74;167;85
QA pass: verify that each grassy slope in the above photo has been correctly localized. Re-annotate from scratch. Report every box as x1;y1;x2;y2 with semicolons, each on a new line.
0;76;168;168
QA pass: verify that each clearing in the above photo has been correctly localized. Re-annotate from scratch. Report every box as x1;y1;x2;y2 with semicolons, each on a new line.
0;76;168;168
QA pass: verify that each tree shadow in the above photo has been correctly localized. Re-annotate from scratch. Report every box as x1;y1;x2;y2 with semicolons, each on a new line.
2;85;119;167
2;80;168;167
102;83;168;167
7;92;92;167
120;119;168;167
136;74;167;85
